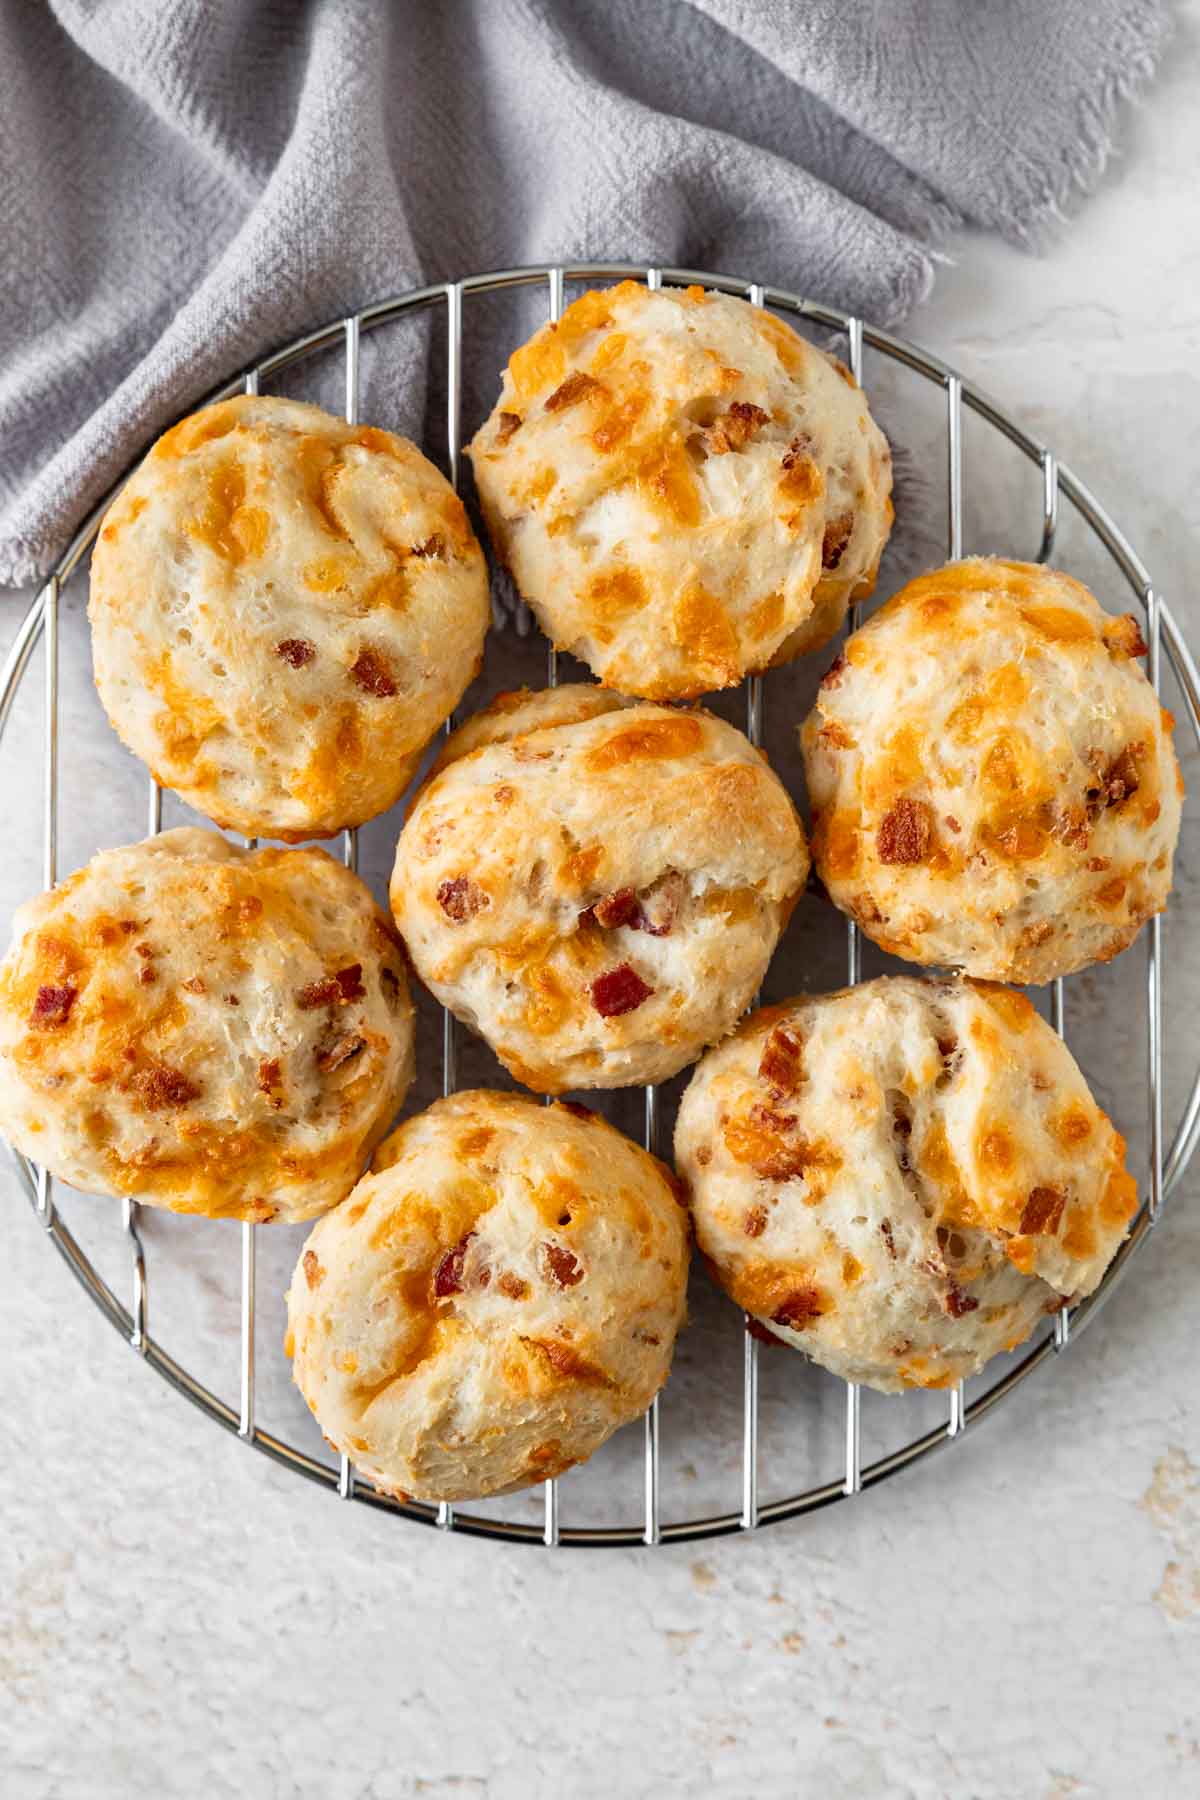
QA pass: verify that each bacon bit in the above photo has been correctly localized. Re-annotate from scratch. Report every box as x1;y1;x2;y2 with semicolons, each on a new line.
132;1064;201;1109
495;411;522;444
410;533;445;558
592;887;640;929
134;942;156;960
541;1243;584;1288
545;371;603;412
781;432;815;470
944;1284;979;1319
1103;746;1140;808
559;1099;597;1122
944;815;961;833
1085;745;1141;820
433;1233;475;1299
703;401;769;454
276;638;316;668
436;876;488;922
138;965;157;985
590;877;681;936
820;652;847;689
302;1249;324;1290
744;1205;768;1238
316;1032;365;1074
350;649;398;697
758;1023;804;1097
119;919;139;934
821;511;854;570
590;963;654;1017
296;964;365;1009
877;797;933;865
258;1058;281;1093
182;976;206;995
498;1271;531;1300
772;1287;825;1330
880;1218;897;1259
636;870;684;937
334;964;365;1001
1019;1185;1066;1234
30;984;76;1029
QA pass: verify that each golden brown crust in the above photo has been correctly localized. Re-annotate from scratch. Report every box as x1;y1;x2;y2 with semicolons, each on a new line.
676;976;1137;1391
468;282;892;698
89;396;490;838
390;685;809;1090
0;829;415;1221
286;1090;690;1501
801;559;1183;981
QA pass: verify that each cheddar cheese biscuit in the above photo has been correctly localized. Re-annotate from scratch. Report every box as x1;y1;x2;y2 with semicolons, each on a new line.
90;395;489;839
390;684;809;1091
287;1090;689;1502
0;829;414;1221
469;282;892;698
675;977;1138;1392
802;559;1182;981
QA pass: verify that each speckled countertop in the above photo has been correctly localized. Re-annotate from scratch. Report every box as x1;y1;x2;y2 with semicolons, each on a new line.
3;15;1200;1798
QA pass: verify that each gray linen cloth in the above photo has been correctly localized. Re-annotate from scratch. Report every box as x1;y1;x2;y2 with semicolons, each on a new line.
0;0;1168;587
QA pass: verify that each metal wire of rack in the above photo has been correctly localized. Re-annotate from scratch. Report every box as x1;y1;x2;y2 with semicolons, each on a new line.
4;262;1200;1548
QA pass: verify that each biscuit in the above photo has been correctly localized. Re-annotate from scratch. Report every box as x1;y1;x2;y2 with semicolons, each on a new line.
469;281;892;698
675;976;1138;1392
0;828;414;1222
802;559;1183;981
390;684;809;1091
89;395;490;839
286;1090;690;1502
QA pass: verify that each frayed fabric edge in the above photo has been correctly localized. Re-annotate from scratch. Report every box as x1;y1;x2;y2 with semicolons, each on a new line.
1000;1;1172;248
0;547;57;590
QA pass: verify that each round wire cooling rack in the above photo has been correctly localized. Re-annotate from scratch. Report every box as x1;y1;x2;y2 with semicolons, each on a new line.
4;262;1200;1548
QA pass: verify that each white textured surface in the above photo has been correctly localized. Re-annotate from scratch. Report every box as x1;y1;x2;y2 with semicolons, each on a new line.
4;22;1200;1794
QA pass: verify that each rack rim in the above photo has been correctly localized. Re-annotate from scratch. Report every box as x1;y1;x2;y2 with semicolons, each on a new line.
5;260;1198;1548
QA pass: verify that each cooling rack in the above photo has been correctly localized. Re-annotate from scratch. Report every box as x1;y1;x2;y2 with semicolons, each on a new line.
4;262;1199;1548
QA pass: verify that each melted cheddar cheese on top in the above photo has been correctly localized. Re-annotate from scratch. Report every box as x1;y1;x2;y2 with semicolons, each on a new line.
802;558;1182;982
675;976;1138;1392
468;282;893;699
